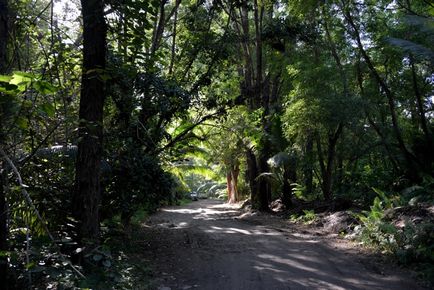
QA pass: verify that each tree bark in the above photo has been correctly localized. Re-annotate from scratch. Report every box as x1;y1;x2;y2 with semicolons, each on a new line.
0;161;8;289
227;164;240;203
246;148;259;206
225;0;269;210
410;57;433;158
151;0;167;55
0;0;7;73
304;133;314;195
226;171;232;202
232;165;239;202
316;124;343;200
282;159;296;208
0;0;8;285
73;0;107;244
168;0;179;75
257;151;270;211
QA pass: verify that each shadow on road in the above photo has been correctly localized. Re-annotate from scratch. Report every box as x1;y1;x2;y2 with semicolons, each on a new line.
139;199;424;290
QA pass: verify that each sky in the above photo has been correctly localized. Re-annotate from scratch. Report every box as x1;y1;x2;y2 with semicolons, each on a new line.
53;0;80;41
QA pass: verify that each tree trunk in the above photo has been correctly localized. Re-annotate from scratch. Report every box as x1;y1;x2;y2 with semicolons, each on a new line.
282;161;296;208
232;164;239;202
151;0;167;55
303;133;314;195
257;152;270;211
0;161;8;289
323;124;343;200
356;62;401;172
226;171;233;203
0;0;7;73
343;7;420;177
410;57;434;165
316;124;343;200
168;0;179;75
282;169;291;207
0;0;8;285
227;165;240;204
246;148;259;206
73;0;106;244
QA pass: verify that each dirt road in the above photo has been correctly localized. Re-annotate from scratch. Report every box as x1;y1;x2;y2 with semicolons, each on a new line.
139;199;425;290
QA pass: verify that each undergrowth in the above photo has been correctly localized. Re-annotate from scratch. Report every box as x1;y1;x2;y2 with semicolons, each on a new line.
355;185;434;286
290;209;317;224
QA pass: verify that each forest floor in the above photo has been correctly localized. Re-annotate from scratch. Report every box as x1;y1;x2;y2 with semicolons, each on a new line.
131;199;427;290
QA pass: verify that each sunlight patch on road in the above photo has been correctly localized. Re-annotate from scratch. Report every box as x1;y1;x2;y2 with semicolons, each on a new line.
205;226;252;235
304;279;347;290
257;253;316;272
204;226;281;236
163;207;237;216
162;208;200;214
292;232;320;242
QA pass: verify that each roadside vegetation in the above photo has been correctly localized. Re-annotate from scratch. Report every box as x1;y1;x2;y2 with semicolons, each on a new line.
0;0;433;288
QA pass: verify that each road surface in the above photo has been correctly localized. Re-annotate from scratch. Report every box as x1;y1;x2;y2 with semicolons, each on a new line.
139;199;424;290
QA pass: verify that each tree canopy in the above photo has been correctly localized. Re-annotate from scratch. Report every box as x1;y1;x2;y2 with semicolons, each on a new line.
0;0;433;288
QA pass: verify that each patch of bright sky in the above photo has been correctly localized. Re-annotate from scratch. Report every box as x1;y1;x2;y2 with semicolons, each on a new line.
53;0;81;43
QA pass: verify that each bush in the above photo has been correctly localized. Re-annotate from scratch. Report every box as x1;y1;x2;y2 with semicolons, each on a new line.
103;149;175;228
356;188;434;284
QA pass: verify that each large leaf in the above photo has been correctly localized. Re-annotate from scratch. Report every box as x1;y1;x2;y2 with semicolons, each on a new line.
33;80;58;95
40;102;56;117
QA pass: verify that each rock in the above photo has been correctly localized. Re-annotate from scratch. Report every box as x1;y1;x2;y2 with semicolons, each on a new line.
323;211;357;233
240;199;251;210
270;198;286;212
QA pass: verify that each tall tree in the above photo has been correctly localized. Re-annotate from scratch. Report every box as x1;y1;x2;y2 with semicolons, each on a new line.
219;0;272;210
0;0;7;73
0;0;9;285
73;0;107;244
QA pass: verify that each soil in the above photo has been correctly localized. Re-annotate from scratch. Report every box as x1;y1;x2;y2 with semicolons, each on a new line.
135;199;427;290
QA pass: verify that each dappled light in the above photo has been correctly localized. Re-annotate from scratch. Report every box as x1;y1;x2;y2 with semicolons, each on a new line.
204;226;279;236
141;200;424;290
1;0;433;288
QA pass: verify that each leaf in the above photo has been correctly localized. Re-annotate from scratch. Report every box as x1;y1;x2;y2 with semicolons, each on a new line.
33;80;58;94
13;71;35;78
0;75;12;82
0;251;10;257
25;262;36;270
10;72;33;88
16;117;29;130
0;82;18;93
40;103;55;117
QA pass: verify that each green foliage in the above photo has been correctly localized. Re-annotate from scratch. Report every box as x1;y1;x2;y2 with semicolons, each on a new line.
387;15;434;64
3;0;434;287
356;189;398;252
103;149;177;225
0;71;58;94
291;183;320;202
290;209;317;225
356;187;434;284
19;149;76;231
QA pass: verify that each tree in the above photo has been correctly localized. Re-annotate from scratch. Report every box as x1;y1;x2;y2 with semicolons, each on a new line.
73;0;107;244
0;0;8;285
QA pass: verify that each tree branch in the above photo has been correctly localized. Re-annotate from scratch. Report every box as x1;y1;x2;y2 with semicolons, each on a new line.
0;147;85;279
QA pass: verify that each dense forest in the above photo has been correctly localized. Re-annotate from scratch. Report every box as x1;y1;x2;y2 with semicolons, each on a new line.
0;0;433;288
